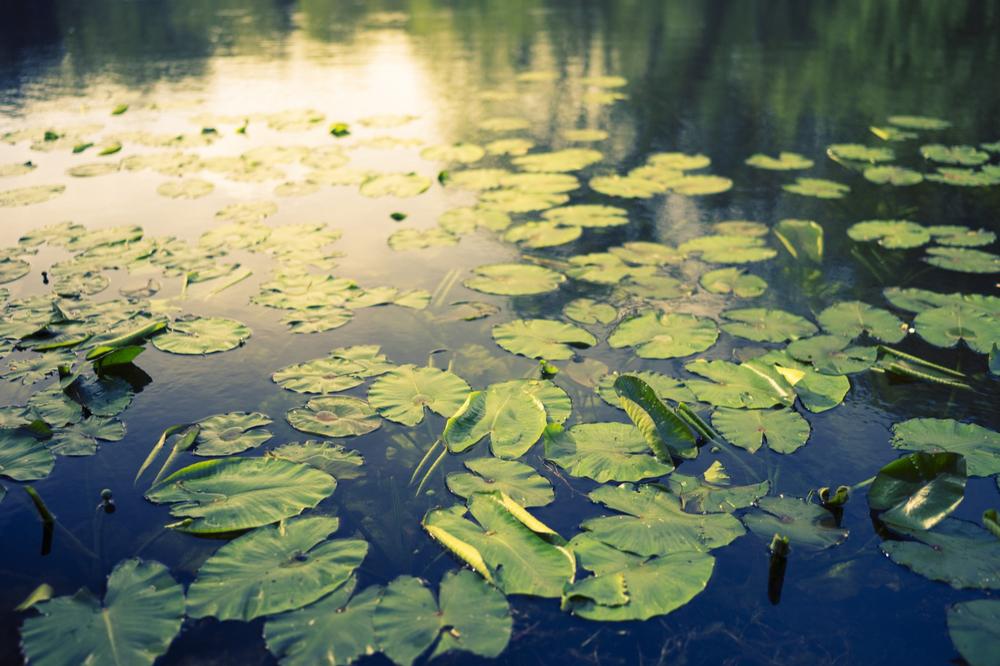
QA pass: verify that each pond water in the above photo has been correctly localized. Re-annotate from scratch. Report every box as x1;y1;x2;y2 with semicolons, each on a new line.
1;1;999;665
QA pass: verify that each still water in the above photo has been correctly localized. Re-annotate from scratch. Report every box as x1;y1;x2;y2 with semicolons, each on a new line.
1;1;999;664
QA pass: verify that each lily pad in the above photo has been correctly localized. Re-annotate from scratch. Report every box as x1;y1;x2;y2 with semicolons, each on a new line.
0;184;65;207
869;451;967;530
827;144;895;163
596;371;696;407
492;319;596;360
367;365;469;426
145;457;336;534
194;412;272;456
187;515;367;621
286;396;381;438
684;359;796;409
712;408;810;454
265;440;365;480
464;263;565;296
589;174;664;198
742;497;848;549
420;143;485;163
817;301;907;343
543;204;628;228
272;357;372;394
783;177;849;199
544;422;674;482
890;419;1000;477
581;483;745;557
700;267;767;298
446;457;554;506
359;173;432;198
152;316;251;355
47;417;126;456
920;144;989;165
438;207;511;234
663;473;770;513
746;152;814;170
924;247;1000;273
374;571;511;666
612;374;697;461
914;304;999;353
847;219;930;249
888;115;950;130
863;166;923;186
670;174;733;195
512;148;602;172
608;311;718;359
927;225;996;247
157;179;214;199
880;518;1000;590
503;222;580;249
20;559;184;666
0;429;55;480
786;335;877;374
679;235;776;263
564;298;617;325
720;308;817;343
947;599;1000;666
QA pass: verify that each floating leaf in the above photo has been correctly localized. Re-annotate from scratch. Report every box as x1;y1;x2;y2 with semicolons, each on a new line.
680;234;776;263
157;179;214;199
0;184;65;207
464;263;564;296
890;419;1000;477
374;571;511;666
720;308;817;343
783;177;849;199
512;148;602;172
359;173;431;198
145;457;336;535
699;267;767;297
869;451;967;530
746;152;813;170
920;144;989;166
743;497;848;549
423;492;575;597
388;228;458;251
596;371;696;408
914;304;999;353
847;219;930;249
438;207;511;234
827;144;895;163
152;316;250;355
613;374;697;460
786;335;877;374
272;357;371;394
187;515;367;621
504;221;580;249
863;166;923;186
47;417;125;456
193;412;272;456
927;225;996;248
265;440;365;480
817;301;907;343
712;408;810;454
888;115;950;130
420;143;485;163
773;218;823;262
564;298;617;325
670;174;733;195
20;559;183;666
544;422;674;482
663;474;769;513
286;397;381;438
684;359;796;409
543;204;628;228
947;599;1000;666
443;387;546;459
880;518;1000;590
492;319;595;360
368;365;469;426
446;457;553;507
924;247;999;274
0;429;54;480
608;311;718;359
581;483;745;557
589;174;663;198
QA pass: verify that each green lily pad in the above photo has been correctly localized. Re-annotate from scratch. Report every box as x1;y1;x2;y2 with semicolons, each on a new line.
0;429;55;480
750;350;850;413
512;148;602;172
564;128;609;141
286;396;381;438
446;457;554;506
272;357;371;394
880;518;1000;590
609;241;684;265
745;152;814;170
438;207;512;235
443;386;546;459
0;258;30;284
388;228;458;251
926;167;999;187
444;168;509;190
891;419;1000;477
464;263;565;296
565;535;715;621
492;319;596;360
145;457;336;534
612;374;697;461
263;578;378;666
152;316;250;355
863;166;924;186
47;417;125;456
564;298;617;325
914;304;999;353
827;144;895;163
947;599;1000;666
265;440;365;480
684;359;796;409
720;308;817;343
920;144;989;165
420;143;485;163
194;412;272;456
646;152;710;171
786;335;877;374
367;364;470;426
870;125;918;141
20;559;184;666
742;496;848;549
817;301;907;343
543;422;674;482
478;188;568;212
479;116;530;131
485;138;534;155
157;178;214;199
503;221;580;249
542;204;629;228
589;174;664;198
374;571;511;666
663;473;770;513
927;225;996;247
925;247;1000;273
0;184;65;207
670;174;733;195
359;173;432;197
699;267;767;297
596;371;696;408
581;483;745;557
869;451;967;530
712;408;810;454
608;311;718;359
422;492;575;597
4;352;74;384
847;219;930;249
679;235;776;263
187;515;367;621
888;115;950;130
783;177;849;199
